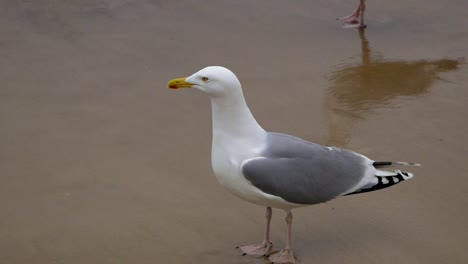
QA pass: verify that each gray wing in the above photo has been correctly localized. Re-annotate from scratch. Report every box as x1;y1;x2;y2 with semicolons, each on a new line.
242;133;370;204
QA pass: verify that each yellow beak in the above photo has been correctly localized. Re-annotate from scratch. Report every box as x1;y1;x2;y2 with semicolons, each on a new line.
167;77;193;89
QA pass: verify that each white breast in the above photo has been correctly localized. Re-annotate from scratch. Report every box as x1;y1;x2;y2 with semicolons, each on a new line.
207;88;302;210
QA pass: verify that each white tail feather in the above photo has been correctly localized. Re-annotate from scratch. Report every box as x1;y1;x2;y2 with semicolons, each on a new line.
393;161;421;167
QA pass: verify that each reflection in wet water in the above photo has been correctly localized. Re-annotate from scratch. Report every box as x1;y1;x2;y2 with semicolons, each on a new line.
325;28;461;146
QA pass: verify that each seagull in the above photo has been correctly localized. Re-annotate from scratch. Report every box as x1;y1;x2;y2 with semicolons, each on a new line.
167;66;419;263
338;0;367;28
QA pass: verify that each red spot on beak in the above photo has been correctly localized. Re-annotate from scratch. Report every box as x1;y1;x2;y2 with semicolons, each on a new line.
169;85;178;89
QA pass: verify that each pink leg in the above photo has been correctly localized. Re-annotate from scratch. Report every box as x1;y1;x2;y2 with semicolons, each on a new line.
359;0;366;27
338;0;367;29
269;211;296;263
238;207;274;256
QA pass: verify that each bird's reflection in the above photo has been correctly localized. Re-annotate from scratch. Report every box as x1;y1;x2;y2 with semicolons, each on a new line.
324;28;461;147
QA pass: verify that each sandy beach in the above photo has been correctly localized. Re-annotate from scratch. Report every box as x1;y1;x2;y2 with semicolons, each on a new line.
1;1;467;263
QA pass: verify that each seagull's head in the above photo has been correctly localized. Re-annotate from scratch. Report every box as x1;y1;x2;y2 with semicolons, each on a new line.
167;66;241;97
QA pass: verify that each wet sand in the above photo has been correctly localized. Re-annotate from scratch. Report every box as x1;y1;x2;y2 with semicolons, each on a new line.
0;1;467;263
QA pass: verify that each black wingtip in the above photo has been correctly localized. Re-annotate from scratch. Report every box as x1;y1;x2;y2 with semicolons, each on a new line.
373;161;393;168
373;161;421;168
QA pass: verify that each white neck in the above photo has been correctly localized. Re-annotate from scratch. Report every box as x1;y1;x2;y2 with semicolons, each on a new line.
209;89;266;146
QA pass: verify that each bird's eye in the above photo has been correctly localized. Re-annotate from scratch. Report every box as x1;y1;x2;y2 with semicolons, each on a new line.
201;77;209;82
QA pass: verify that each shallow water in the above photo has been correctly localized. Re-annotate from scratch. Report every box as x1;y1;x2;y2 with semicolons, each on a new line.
1;1;467;263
